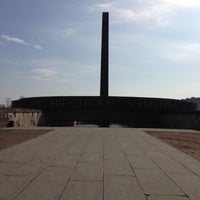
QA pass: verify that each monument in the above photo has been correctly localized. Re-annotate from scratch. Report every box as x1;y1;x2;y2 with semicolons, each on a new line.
100;12;109;98
12;12;197;127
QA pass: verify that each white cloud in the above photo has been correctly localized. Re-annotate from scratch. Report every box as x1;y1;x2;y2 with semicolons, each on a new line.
33;44;43;50
30;59;68;68
1;34;43;50
28;59;98;82
93;0;200;26
50;28;77;39
31;68;59;80
165;42;200;61
1;35;29;45
182;43;200;51
61;28;77;37
161;0;200;8
95;2;115;10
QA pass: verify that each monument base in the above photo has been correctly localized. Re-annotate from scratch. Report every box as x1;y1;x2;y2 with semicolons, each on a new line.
12;96;197;128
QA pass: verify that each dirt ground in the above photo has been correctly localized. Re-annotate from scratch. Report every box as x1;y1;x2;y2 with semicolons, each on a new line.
145;130;200;161
0;129;52;151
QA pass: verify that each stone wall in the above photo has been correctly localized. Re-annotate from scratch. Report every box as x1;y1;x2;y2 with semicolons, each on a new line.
0;118;8;128
7;112;42;127
159;113;200;130
0;108;43;127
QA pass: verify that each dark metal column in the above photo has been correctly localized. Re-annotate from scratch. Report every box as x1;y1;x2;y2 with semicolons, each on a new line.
100;12;109;97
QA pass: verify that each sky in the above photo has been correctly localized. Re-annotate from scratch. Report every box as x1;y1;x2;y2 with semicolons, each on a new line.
1;0;200;105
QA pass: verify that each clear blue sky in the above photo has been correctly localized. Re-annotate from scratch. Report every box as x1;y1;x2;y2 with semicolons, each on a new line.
1;0;200;105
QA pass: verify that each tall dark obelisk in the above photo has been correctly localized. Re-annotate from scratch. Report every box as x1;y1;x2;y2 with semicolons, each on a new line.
100;12;109;97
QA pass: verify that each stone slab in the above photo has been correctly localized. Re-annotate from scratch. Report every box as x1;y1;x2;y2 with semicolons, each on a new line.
154;143;180;153
166;152;200;164
60;181;103;200
49;155;80;167
71;162;103;180
128;155;158;169
66;143;87;155
147;151;190;175
104;160;134;176
79;153;103;162
0;162;24;175
148;195;190;200
178;162;200;177
15;180;66;200
2;162;45;177
117;138;145;155
132;139;159;152
104;151;127;160
0;175;30;199
134;169;184;195
36;166;73;181
169;173;200;200
1;127;200;200
84;143;103;153
104;176;146;200
121;145;145;155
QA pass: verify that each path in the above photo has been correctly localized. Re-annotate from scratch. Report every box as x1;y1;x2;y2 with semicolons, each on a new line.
0;127;200;200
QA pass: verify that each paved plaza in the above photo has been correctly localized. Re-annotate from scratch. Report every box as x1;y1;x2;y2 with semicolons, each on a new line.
0;127;200;200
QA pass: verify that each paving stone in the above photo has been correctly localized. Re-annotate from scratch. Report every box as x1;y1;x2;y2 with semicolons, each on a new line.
154;143;180;153
104;176;146;200
104;140;121;149
104;143;126;160
122;145;145;155
138;133;161;144
60;181;103;200
36;166;73;181
133;139;159;152
66;143;87;155
169;173;200;200
117;138;145;155
0;152;10;162
147;152;190;174
84;146;103;153
28;154;55;164
71;162;103;180
166;152;200;164
104;151;127;160
49;155;80;167
0;175;30;199
104;145;122;152
2;150;34;162
1;127;200;200
128;155;158;169
84;141;103;153
0;162;24;175
181;162;200;176
6;162;45;176
148;195;190;200
15;180;66;200
79;153;103;162
104;151;126;161
134;169;184;195
104;160;134;176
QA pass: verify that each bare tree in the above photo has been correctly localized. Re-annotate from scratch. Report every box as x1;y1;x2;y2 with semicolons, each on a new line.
5;97;11;108
20;96;25;99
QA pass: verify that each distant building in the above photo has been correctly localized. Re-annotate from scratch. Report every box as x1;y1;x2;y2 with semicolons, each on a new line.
184;97;200;111
0;108;9;127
